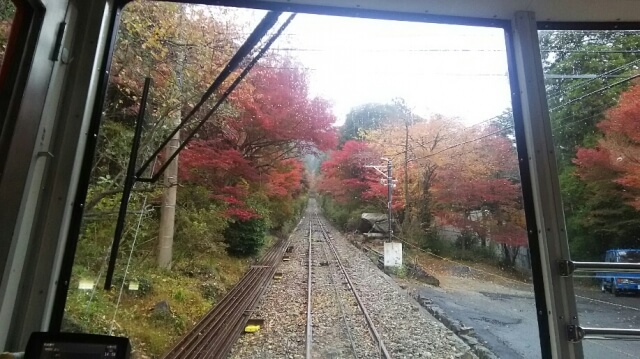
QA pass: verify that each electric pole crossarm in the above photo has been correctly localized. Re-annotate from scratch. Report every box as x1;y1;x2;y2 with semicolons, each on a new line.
366;159;393;241
365;165;388;178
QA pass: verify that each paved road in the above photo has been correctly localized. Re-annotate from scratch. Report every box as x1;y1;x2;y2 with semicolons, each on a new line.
417;279;640;358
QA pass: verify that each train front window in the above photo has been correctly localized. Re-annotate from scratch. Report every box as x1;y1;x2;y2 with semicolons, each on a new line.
60;2;540;358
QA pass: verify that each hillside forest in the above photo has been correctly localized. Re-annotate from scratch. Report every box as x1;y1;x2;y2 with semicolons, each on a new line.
1;1;640;357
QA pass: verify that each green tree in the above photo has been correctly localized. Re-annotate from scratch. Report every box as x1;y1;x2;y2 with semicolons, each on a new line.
223;218;267;257
539;30;640;259
339;102;406;144
540;30;640;164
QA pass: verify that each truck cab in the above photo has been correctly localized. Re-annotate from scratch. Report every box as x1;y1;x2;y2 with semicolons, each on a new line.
598;249;640;296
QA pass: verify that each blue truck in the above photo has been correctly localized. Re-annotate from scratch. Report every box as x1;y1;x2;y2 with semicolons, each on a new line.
596;249;640;296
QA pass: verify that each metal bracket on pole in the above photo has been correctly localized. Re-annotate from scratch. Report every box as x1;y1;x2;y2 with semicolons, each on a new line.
567;325;584;343
558;260;575;277
366;159;394;241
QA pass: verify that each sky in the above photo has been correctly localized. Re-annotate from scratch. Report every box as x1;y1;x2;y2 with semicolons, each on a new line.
230;9;513;126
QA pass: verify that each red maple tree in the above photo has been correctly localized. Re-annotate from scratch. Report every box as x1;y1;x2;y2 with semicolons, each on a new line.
318;140;404;210
432;127;527;265
574;83;640;209
179;62;336;220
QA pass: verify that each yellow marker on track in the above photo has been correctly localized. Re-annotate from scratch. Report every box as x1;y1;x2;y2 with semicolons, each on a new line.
245;319;264;333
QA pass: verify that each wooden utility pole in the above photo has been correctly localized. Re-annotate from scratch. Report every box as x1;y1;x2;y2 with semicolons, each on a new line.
403;121;410;222
366;160;394;241
387;158;393;241
158;5;184;269
157;110;180;269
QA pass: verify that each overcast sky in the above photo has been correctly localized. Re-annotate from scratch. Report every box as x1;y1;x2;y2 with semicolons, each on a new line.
231;9;513;126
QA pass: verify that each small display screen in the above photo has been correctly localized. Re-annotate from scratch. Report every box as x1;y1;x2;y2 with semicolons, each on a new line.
39;342;119;358
25;332;129;359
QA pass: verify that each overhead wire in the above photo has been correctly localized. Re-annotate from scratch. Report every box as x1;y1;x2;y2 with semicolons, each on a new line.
109;158;159;335
550;73;640;112
546;59;640;102
268;47;640;54
135;11;283;178
402;69;640;162
141;13;297;183
371;59;639;162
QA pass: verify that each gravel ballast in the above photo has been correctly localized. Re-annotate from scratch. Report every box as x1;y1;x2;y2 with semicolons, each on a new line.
229;200;475;358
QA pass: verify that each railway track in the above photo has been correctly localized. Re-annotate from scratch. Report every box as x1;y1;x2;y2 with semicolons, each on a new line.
162;237;291;359
165;203;472;358
229;201;473;358
305;213;390;358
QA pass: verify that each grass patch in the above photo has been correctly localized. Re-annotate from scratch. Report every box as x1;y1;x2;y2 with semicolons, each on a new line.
64;216;303;358
385;265;408;278
64;244;251;358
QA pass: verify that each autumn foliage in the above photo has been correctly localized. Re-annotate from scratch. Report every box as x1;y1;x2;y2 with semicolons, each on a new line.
319;103;527;267
574;84;640;209
318;141;385;206
179;64;336;223
90;2;337;258
432;128;526;250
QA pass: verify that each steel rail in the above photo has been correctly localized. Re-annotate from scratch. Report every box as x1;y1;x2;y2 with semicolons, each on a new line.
316;219;359;358
162;238;289;359
305;217;313;359
315;214;392;359
205;240;289;358
197;245;283;358
177;244;283;358
208;239;289;357
171;260;270;358
166;268;264;358
210;239;290;358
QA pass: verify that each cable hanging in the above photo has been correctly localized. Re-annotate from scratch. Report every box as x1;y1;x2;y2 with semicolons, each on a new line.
104;11;296;290
138;13;297;183
109;157;159;335
404;70;640;162
546;59;640;101
135;11;283;178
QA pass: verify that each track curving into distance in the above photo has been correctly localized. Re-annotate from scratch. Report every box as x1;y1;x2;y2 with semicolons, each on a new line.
305;212;391;359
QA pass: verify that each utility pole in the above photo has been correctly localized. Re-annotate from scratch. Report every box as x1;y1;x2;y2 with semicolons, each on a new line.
158;5;184;269
366;158;401;268
403;121;410;223
366;158;395;241
387;158;393;242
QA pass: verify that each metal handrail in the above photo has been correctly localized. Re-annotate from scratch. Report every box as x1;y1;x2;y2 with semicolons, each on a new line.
568;325;640;342
559;260;640;276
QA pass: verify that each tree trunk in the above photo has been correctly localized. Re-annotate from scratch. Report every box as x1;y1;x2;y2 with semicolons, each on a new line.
501;243;520;268
418;163;436;232
157;111;180;268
